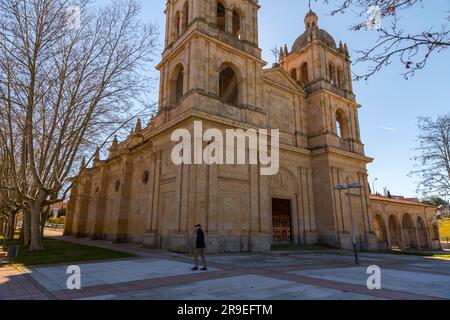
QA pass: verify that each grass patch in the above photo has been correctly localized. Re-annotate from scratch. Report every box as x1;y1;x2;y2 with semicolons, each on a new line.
1;237;136;266
271;243;333;251
380;250;450;260
439;219;450;239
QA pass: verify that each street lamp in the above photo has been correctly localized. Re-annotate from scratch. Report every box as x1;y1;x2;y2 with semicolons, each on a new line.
336;177;363;265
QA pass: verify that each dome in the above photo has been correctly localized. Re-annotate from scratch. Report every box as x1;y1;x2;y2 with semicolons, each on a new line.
291;29;336;51
291;11;337;52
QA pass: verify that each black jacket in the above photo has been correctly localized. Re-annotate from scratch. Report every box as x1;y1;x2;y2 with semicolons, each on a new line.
196;229;206;249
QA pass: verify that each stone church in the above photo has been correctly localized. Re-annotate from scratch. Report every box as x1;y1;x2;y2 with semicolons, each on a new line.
65;0;441;252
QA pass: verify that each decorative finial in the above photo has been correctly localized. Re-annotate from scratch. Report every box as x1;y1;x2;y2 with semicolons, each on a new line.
80;156;86;171
94;146;100;161
135;118;142;133
111;135;118;149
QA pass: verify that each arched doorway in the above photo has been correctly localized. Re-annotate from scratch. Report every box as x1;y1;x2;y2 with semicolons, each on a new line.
269;169;298;244
388;215;401;249
402;213;418;249
416;217;429;249
373;214;388;249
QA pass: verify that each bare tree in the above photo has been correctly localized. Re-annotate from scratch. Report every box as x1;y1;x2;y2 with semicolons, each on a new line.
318;0;450;79
411;115;450;198
0;0;159;250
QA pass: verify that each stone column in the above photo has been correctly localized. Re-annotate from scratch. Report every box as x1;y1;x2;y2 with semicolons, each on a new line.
64;181;79;236
226;9;233;34
143;152;161;248
115;157;133;243
93;167;109;240
76;179;92;237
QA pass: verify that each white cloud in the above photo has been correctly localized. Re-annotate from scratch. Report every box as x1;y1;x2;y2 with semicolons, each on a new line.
379;126;398;131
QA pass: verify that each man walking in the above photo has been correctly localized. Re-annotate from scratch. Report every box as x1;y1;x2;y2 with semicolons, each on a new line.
192;224;207;271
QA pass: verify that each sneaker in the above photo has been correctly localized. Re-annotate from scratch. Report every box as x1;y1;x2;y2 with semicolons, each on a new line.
200;267;208;271
191;267;199;271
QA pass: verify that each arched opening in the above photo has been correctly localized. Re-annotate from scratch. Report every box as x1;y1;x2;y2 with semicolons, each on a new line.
335;109;348;139
402;213;418;249
217;2;226;32
432;224;440;241
175;67;184;104
290;69;297;82
416;217;429;249
182;2;189;32
300;63;308;86
374;214;388;248
170;64;185;105
173;12;181;40
329;63;336;85
337;67;343;88
142;170;149;185
388;215;401;249
232;9;241;39
219;66;239;107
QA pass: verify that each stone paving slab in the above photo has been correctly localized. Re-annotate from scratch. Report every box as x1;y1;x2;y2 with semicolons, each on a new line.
0;266;49;300
290;266;450;299
27;259;219;292
84;275;383;300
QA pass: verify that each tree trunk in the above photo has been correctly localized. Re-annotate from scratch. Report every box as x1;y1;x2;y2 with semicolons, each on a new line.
0;215;4;236
22;207;31;247
40;207;49;239
6;211;16;240
29;202;44;251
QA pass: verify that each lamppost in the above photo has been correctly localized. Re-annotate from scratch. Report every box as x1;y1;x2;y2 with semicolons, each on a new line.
372;178;379;195
336;177;363;265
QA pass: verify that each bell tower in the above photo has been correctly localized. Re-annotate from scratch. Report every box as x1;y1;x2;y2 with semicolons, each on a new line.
157;0;265;124
280;11;377;250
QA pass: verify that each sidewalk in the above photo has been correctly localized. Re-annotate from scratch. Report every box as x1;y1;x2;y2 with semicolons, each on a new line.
0;265;49;300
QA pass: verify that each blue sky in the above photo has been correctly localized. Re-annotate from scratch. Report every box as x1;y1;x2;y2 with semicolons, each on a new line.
102;0;450;198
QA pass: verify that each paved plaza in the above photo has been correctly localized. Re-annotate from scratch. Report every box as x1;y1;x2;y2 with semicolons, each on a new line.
1;234;449;300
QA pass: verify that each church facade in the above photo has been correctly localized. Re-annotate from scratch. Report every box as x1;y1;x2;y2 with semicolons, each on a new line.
65;0;441;252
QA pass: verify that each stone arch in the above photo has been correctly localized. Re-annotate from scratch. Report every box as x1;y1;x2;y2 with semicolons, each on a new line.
269;168;298;243
336;66;343;88
328;62;335;85
373;213;388;248
232;7;243;39
300;62;309;86
402;213;418;249
170;63;185;105
218;62;241;107
416;216;429;249
216;1;226;32
335;108;349;139
432;223;440;241
388;215;401;249
289;68;297;82
182;1;189;32
269;168;298;197
173;11;181;41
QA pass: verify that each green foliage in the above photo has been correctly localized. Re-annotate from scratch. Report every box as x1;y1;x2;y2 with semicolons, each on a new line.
422;196;449;207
